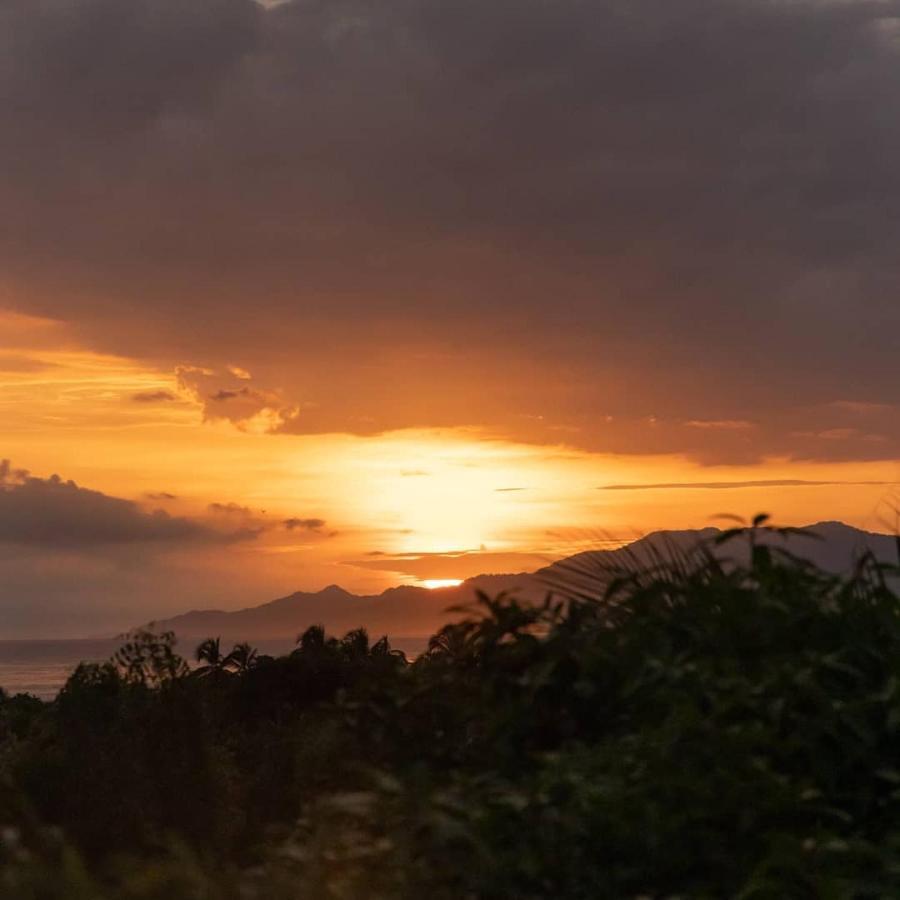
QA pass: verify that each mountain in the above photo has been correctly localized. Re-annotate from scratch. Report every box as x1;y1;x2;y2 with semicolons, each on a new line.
147;579;531;643
146;521;899;643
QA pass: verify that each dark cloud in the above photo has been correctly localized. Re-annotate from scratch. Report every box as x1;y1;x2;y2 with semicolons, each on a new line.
132;390;177;403
601;479;894;491
0;464;344;635
145;492;177;500
352;548;550;580
208;501;254;516
4;1;900;461
0;460;256;547
283;517;327;532
210;389;244;402
176;368;297;432
208;504;329;535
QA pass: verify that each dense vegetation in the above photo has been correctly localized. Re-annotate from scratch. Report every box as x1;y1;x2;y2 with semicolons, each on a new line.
3;518;900;898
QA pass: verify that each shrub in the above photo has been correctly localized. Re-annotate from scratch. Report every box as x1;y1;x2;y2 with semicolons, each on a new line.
3;520;900;897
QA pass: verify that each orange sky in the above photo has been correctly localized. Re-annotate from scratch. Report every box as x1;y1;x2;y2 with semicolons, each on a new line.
3;0;900;636
2;309;897;637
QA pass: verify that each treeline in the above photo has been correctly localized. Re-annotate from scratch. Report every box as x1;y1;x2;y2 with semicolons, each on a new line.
4;519;900;897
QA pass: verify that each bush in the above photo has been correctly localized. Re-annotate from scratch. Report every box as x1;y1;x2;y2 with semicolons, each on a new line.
3;519;900;897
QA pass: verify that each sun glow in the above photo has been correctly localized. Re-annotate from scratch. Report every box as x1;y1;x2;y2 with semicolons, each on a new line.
3;309;899;617
420;578;464;590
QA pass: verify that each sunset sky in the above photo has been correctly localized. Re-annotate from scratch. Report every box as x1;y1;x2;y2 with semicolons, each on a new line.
2;0;900;636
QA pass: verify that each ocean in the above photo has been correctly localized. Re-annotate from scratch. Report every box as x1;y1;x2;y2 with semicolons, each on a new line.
0;636;431;700
0;639;119;700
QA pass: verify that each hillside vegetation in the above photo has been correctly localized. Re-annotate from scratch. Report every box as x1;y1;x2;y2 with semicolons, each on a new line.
3;517;900;898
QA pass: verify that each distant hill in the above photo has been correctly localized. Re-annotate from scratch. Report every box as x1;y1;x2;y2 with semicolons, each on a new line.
147;577;542;642
146;521;899;643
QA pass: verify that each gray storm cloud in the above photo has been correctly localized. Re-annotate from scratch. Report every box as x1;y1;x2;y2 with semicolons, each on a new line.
3;0;900;461
0;461;336;635
0;461;257;547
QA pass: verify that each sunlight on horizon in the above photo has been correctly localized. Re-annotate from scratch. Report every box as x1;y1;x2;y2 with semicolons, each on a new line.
2;308;900;633
419;578;464;590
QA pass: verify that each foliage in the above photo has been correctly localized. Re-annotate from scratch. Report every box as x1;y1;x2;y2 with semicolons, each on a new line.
3;519;900;897
113;630;190;687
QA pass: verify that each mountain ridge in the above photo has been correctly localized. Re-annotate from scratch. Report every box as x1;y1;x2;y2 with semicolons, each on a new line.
145;521;899;642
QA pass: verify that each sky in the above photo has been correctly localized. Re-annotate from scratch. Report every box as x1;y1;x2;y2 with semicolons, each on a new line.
2;0;900;636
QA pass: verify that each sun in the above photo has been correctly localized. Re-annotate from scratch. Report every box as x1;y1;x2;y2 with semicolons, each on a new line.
419;578;464;590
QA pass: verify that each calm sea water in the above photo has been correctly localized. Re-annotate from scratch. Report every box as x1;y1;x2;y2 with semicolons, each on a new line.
0;637;430;701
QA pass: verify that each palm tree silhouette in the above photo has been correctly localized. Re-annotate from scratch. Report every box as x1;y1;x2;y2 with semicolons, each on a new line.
195;637;228;677
426;624;474;662
298;624;323;650
225;642;258;673
371;635;407;661
339;627;370;660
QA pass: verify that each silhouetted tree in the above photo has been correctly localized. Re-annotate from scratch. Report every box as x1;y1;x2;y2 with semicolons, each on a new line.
225;642;258;673
194;637;229;678
113;630;188;686
7;522;900;897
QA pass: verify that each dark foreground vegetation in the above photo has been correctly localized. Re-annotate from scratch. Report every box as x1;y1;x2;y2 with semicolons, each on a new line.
3;518;900;898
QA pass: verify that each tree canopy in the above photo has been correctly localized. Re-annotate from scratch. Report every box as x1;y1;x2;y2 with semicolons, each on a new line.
3;521;900;898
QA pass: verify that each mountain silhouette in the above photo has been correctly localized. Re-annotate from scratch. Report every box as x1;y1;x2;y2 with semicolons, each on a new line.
146;521;899;642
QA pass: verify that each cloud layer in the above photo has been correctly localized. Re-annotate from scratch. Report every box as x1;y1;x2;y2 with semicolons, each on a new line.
0;460;256;547
3;0;900;460
0;459;337;635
